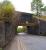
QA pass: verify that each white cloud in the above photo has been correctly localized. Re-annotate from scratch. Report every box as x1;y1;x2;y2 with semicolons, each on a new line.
0;0;4;2
9;0;32;13
9;0;46;13
42;0;46;6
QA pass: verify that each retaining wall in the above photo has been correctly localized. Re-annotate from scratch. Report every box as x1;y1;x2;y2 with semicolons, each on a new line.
0;21;16;48
0;21;5;47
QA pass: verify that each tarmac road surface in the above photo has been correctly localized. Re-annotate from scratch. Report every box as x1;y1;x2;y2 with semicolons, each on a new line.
4;32;46;50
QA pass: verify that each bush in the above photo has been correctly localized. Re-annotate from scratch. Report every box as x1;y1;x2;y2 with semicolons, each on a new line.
0;48;2;50
17;27;27;33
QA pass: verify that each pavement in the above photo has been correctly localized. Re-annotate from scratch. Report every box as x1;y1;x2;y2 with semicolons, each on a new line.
4;33;46;50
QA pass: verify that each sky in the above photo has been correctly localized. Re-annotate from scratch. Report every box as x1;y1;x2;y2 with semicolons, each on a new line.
0;0;46;13
9;0;32;13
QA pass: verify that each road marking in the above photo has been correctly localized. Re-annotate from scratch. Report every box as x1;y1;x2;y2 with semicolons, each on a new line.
17;38;27;50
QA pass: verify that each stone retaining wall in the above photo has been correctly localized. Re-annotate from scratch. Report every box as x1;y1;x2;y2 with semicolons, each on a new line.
0;21;5;47
0;21;16;48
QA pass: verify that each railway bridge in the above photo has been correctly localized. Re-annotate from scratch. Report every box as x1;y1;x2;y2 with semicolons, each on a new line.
0;11;39;48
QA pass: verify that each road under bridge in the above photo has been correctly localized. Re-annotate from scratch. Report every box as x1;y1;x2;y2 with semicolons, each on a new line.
3;33;46;50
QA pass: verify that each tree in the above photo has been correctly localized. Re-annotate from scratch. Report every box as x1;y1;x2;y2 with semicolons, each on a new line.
31;0;43;16
41;6;46;15
0;0;15;22
41;6;46;11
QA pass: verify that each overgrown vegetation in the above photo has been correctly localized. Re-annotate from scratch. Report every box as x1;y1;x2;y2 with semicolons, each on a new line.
0;48;2;50
0;0;15;22
40;16;46;19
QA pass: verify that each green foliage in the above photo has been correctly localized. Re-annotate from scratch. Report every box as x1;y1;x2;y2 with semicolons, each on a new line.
0;48;2;50
41;6;46;11
31;0;43;16
2;1;14;13
17;28;23;33
17;27;27;33
0;0;15;21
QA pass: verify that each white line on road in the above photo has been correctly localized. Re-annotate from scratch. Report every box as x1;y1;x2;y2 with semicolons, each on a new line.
17;37;27;50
